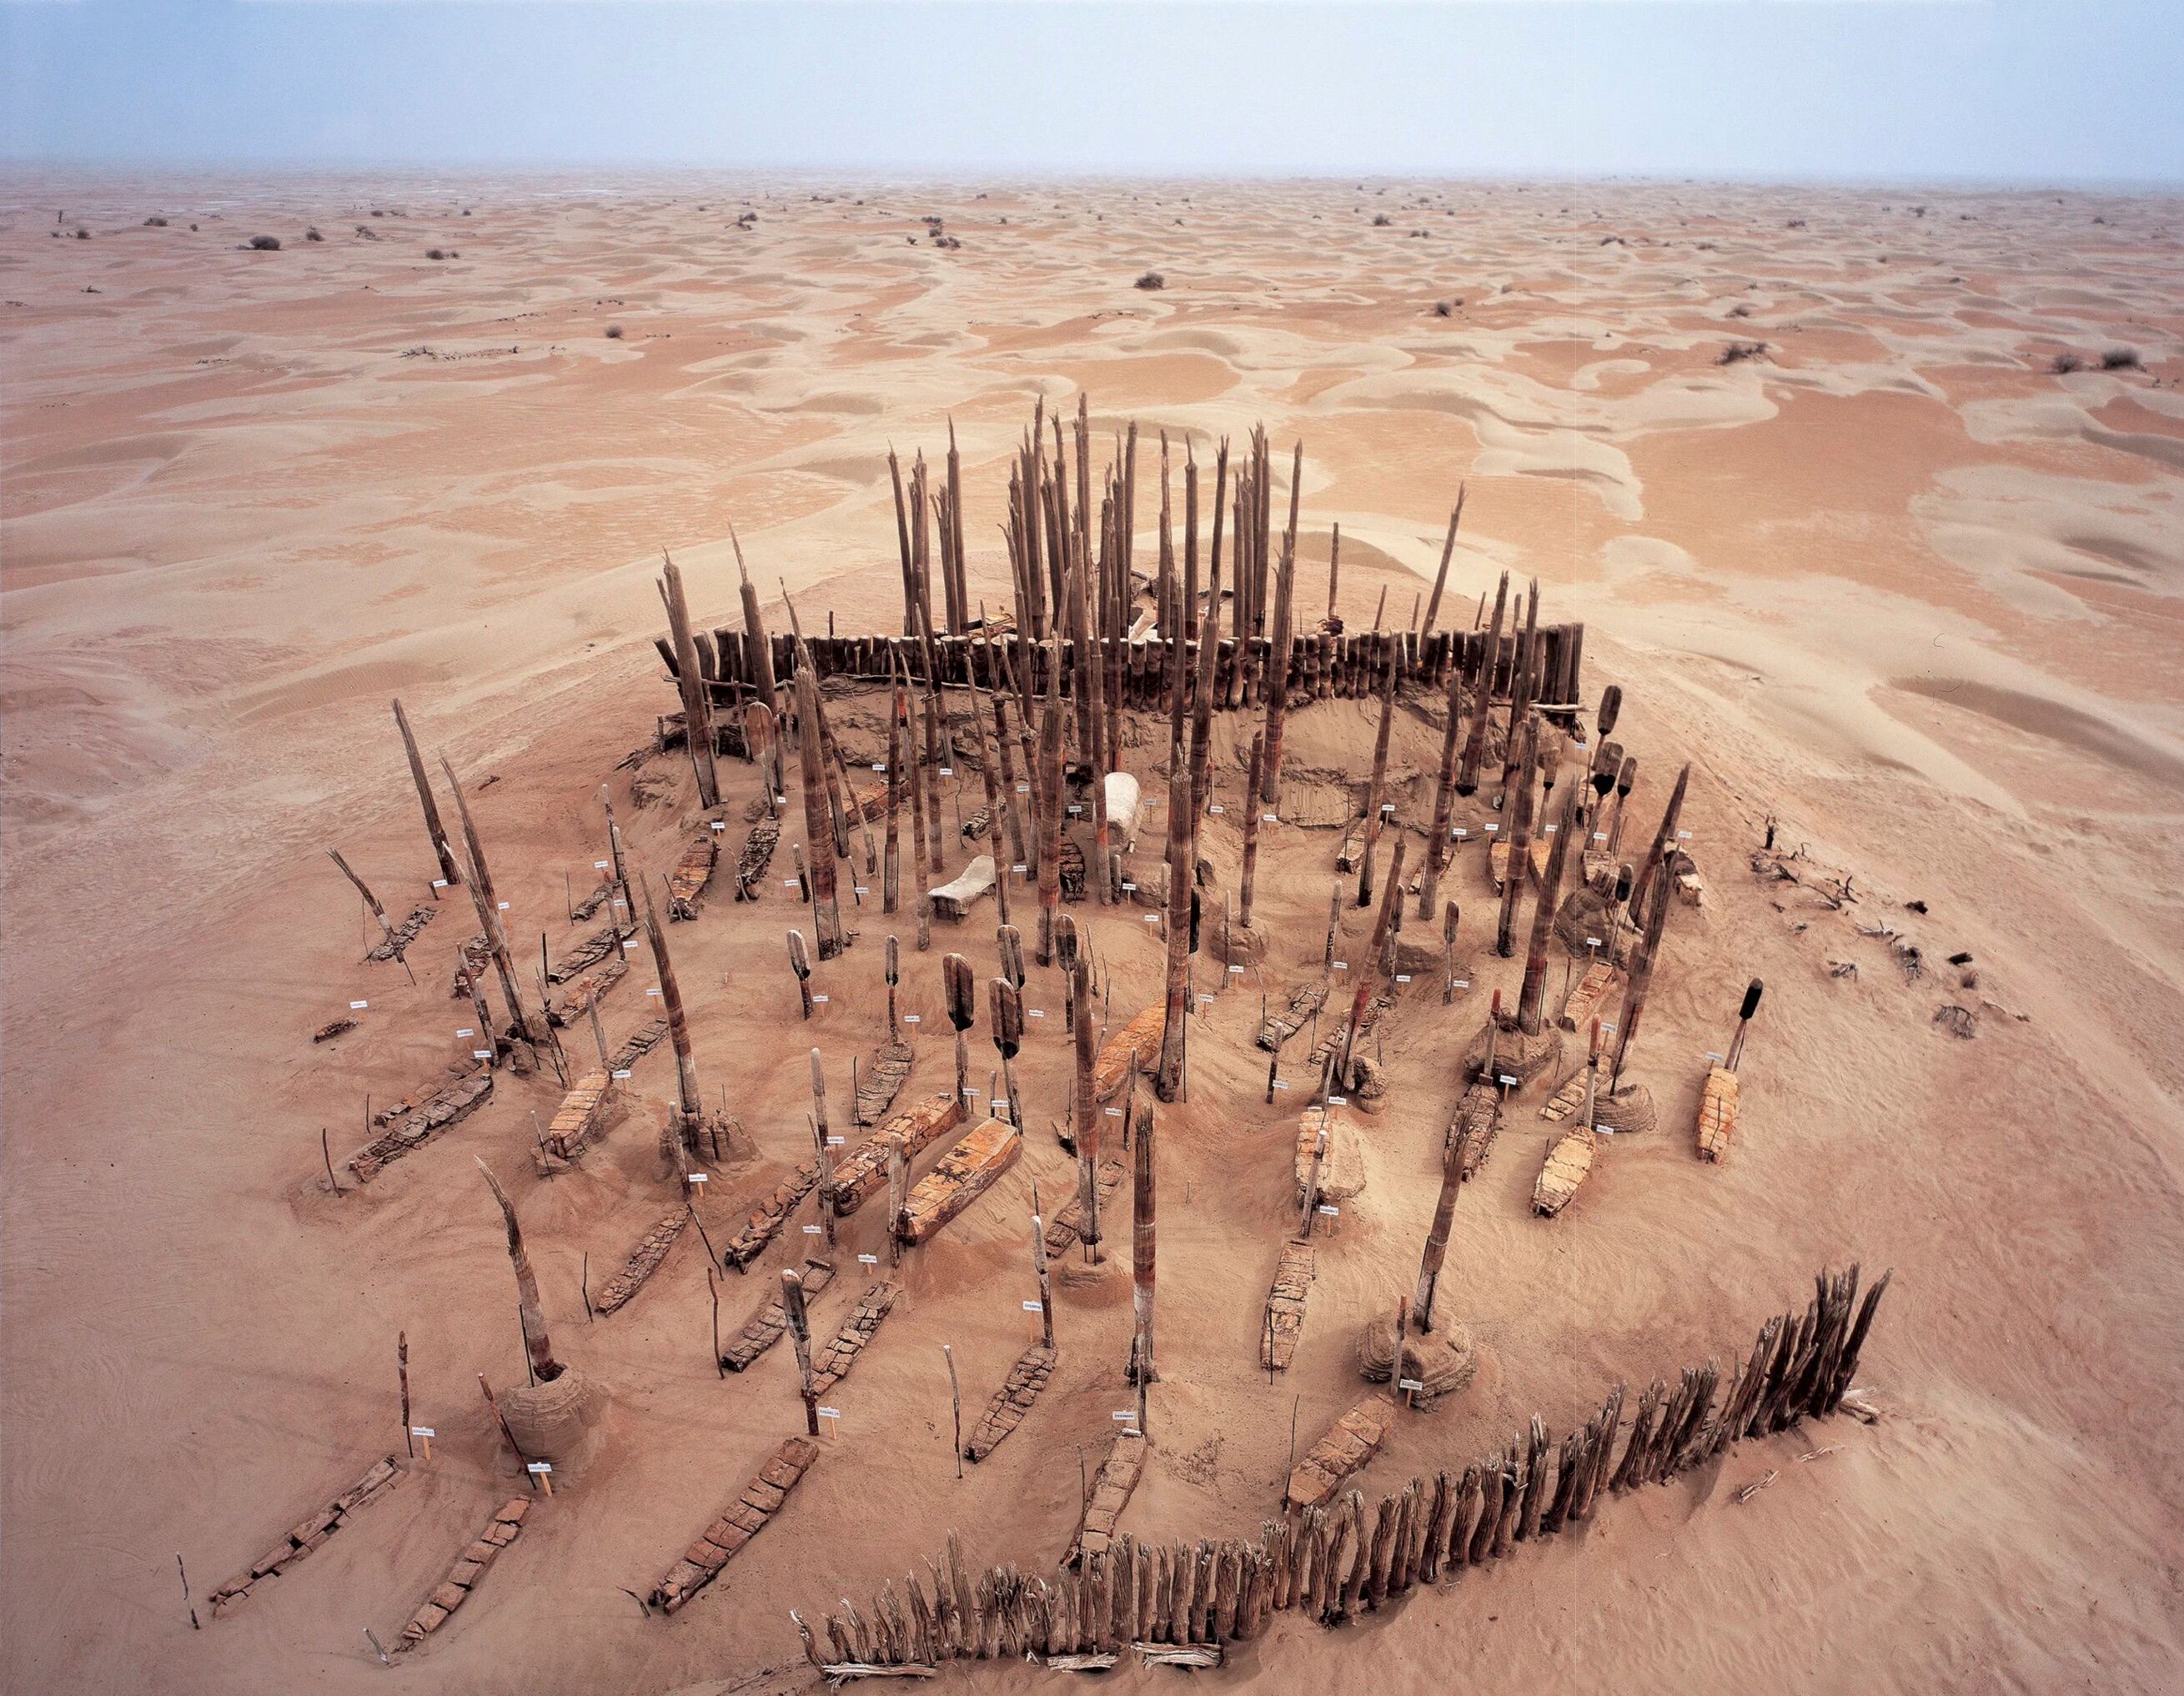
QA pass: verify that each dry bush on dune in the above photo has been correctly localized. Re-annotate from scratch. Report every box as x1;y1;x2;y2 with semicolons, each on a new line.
1135;271;1165;290
1727;302;1754;319
1372;213;1392;226
246;235;280;251
1719;339;1769;365
143;215;167;228
304;228;324;243
425;248;446;260
1433;299;1454;317
2100;347;2144;371
605;324;625;339
2051;351;2086;374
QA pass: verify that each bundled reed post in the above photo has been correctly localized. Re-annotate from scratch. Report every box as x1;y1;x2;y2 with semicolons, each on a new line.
391;698;463;891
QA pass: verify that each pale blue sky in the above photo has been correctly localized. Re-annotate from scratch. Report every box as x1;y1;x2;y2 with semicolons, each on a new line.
4;1;2180;181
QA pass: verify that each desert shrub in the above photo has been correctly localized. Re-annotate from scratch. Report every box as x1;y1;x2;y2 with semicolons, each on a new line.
1433;299;1454;318
425;248;446;260
2051;351;2085;374
1727;303;1753;319
2100;347;2144;371
305;227;324;242
1718;340;1768;365
247;235;280;251
143;215;168;228
1372;213;1392;227
605;324;625;339
1135;271;1165;290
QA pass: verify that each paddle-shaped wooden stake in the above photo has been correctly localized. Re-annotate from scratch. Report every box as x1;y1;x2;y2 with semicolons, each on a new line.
991;977;1024;1127
782;1267;820;1436
943;952;976;1109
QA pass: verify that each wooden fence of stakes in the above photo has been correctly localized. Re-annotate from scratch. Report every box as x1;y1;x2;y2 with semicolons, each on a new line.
791;1266;1890;1678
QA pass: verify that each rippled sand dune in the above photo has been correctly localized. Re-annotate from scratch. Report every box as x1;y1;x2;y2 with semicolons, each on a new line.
3;175;2181;1696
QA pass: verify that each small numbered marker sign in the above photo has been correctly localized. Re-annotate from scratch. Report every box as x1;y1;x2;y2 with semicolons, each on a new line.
858;1253;879;1265
351;1001;369;1011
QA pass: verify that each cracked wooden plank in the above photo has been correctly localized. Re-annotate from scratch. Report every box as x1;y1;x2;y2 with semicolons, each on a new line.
543;1070;609;1161
1044;1159;1125;1256
396;1498;530;1649
1256;979;1329;1052
831;1093;964;1216
809;1282;902;1395
667;831;720;921
592;1207;688;1315
548;925;620;983
208;1457;402;1613
733;817;781;901
1260;1242;1315;1371
897;1117;1021;1245
853;1041;914;1126
1448;1081;1502;1180
1558;959;1616;1034
1533;1124;1595;1217
649;1438;820;1614
1694;1065;1739;1163
720;1257;836;1370
1284;1392;1396;1511
546;958;626;1026
721;1161;821;1270
964;1344;1055;1462
1065;1429;1147;1568
367;903;436;961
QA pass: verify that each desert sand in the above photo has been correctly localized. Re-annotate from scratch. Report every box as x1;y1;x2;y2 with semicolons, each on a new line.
3;173;2182;1695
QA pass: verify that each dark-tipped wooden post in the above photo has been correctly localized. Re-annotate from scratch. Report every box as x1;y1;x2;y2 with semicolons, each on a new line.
1420;487;1465;636
811;1047;837;1245
1494;717;1539;959
1517;782;1579;1037
1155;600;1194;1100
991;977;1024;1127
1128;1095;1157;1434
477;1160;563;1383
1605;755;1639;859
1442;901;1461;1004
659;553;720;808
1357;645;1398;908
1238;732;1267;931
943;952;976;1111
1455;573;1508;796
884;934;901;1044
1030;1206;1056;1349
1628;762;1691;923
1727;979;1765;1071
781;1268;820;1435
1056;915;1080;1035
788;928;813;1020
392;699;462;891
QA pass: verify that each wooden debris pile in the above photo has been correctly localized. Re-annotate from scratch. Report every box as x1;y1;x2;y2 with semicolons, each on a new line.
397;1498;530;1649
347;1071;493;1183
1257;980;1329;1051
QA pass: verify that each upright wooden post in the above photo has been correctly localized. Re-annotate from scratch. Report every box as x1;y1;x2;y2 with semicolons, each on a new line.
1336;838;1406;1092
1420;488;1465;636
439;755;549;1054
1418;605;1469;918
781;1268;821;1435
1609;871;1673;1093
1128;1096;1157;1433
641;883;705;1147
733;529;780;721
944;953;977;1109
1071;956;1101;1261
883;671;905;912
991;977;1024;1127
1156;581;1194;1100
391;699;462;891
1035;635;1066;966
1628;763;1692;922
811;1048;836;1245
1238;732;1267;931
1031;1208;1056;1350
792;633;844;958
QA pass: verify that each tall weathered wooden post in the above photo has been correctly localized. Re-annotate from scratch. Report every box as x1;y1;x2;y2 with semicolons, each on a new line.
391;699;463;891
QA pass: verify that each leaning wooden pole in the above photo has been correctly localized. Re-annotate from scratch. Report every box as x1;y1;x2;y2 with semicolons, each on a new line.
1494;717;1539;959
1412;1135;1464;1332
781;1268;821;1436
1517;782;1580;1038
1628;762;1692;923
1356;645;1398;908
391;698;463;890
1609;868;1674;1093
1034;635;1067;966
1419;487;1466;636
477;1160;564;1382
731;529;781;720
1455;572;1509;796
640;882;705;1143
1336;836;1407;1092
1238;732;1267;931
792;637;845;958
439;755;548;1052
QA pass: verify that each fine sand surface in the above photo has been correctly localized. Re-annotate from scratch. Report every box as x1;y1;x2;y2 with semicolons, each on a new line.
3;174;2181;1695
